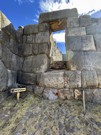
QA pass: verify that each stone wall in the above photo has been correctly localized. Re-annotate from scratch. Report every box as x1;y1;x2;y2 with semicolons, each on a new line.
1;9;101;103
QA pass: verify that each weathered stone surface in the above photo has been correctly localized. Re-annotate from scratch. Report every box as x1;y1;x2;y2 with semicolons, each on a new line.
0;92;8;103
39;8;78;23
23;35;27;43
35;32;50;43
7;70;17;88
2;46;22;71
37;71;64;88
16;28;23;43
34;86;44;96
18;72;37;85
22;54;49;73
94;34;101;50
81;70;98;88
68;51;101;70
93;89;101;103
91;18;101;24
65;71;81;88
66;17;79;28
96;70;101;88
0;31;9;45
24;24;38;35
39;23;49;32
87;24;101;34
39;43;49;55
66;35;95;51
67;27;86;36
32;44;38;55
85;89;94;102
59;89;74;99
74;89;82;100
18;44;32;56
79;15;91;27
0;60;8;91
27;35;35;44
9;38;18;55
43;88;58;100
50;61;67;69
0;43;2;58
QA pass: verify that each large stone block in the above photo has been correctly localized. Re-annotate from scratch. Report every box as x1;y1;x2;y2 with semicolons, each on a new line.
18;44;32;56
39;8;78;23
65;71;81;88
26;35;35;44
16;28;23;43
35;32;50;43
2;46;21;71
67;27;86;36
39;43;49;56
7;70;17;88
79;15;91;27
9;38;18;55
94;34;101;51
39;23;49;32
96;70;101;88
37;71;64;88
59;88;74;99
32;44;38;55
81;70;98;88
0;60;8;91
93;89;101;103
87;24;101;35
66;35;95;51
24;24;38;35
66;17;79;28
18;72;37;85
68;51;101;70
22;54;49;73
0;31;9;45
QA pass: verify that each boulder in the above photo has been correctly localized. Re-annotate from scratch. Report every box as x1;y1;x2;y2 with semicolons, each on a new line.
67;27;86;36
0;60;8;91
66;35;95;51
65;71;81;88
37;70;64;88
66;17;79;28
79;15;91;27
39;8;78;24
18;72;37;85
22;54;49;73
24;24;38;35
35;32;50;44
94;34;101;51
7;70;17;88
81;70;98;88
68;51;101;70
43;88;58;100
87;24;101;35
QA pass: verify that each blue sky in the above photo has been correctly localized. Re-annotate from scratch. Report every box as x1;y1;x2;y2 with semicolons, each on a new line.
1;0;101;54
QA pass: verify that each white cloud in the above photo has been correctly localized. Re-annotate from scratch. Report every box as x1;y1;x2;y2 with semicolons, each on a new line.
53;32;65;43
40;0;101;14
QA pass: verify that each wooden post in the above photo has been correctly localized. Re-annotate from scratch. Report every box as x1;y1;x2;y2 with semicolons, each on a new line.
83;90;86;114
17;92;20;101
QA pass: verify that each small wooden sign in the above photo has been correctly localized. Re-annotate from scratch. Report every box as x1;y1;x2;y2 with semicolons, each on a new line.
10;88;26;101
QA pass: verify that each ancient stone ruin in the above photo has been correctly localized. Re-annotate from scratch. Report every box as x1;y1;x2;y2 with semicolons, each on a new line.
0;8;101;103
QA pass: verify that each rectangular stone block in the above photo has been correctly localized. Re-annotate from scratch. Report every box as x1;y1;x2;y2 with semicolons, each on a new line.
94;34;101;51
66;35;95;51
24;24;38;35
68;51;101;70
32;44;38;55
96;70;101;88
81;70;98;88
39;43;49;56
7;70;17;88
87;24;101;35
39;23;49;32
22;54;49;73
37;70;64;88
39;8;78;23
67;27;86;36
66;17;79;28
79;15;91;27
27;35;35;44
35;32;50;43
18;44;32;56
18;71;37;85
65;71;81;88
